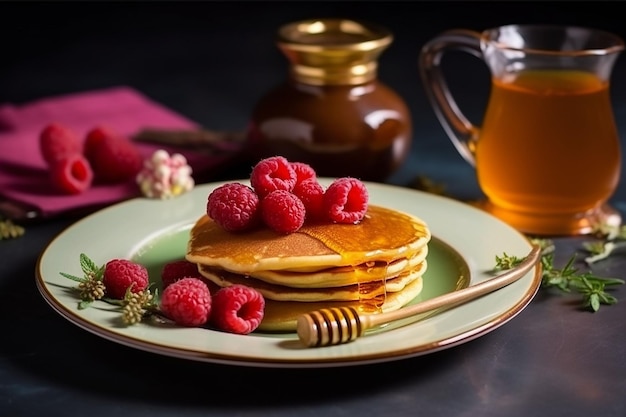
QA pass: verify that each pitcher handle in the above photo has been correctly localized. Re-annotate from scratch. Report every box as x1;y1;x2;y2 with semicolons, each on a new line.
419;29;483;166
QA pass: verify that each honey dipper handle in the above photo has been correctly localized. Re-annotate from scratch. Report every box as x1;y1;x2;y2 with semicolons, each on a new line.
297;245;541;347
365;245;542;328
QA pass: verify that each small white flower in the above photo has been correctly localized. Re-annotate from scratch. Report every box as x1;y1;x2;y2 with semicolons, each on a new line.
136;149;195;199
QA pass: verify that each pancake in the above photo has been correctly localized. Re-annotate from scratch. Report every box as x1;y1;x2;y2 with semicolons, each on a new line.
244;245;428;288
198;260;427;302
258;277;424;332
186;204;432;332
186;205;431;274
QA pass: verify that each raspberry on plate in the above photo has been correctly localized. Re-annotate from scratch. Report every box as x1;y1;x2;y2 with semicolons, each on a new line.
161;259;202;289
207;183;260;232
210;284;265;334
39;122;82;165
250;156;297;197
49;154;94;195
160;277;212;327
323;177;369;224
260;189;306;233
102;259;149;299
84;126;143;184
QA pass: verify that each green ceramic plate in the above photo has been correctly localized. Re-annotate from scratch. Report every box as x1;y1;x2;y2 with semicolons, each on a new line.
36;181;541;368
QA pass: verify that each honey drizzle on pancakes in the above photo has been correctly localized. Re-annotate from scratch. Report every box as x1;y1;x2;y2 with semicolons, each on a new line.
187;205;430;271
296;206;429;263
296;206;429;313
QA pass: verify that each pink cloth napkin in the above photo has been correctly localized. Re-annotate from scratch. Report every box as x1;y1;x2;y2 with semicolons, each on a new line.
0;86;240;218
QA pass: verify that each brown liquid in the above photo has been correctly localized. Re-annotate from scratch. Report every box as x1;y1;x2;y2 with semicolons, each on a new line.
246;81;412;181
477;70;621;217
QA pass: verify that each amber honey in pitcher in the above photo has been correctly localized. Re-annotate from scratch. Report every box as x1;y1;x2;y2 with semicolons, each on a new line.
420;24;624;235
476;69;621;217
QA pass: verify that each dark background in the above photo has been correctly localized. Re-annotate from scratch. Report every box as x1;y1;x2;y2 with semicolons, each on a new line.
3;3;626;417
3;0;626;201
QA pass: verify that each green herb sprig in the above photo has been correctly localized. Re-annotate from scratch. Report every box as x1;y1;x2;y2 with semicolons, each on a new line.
495;238;624;312
59;253;107;309
60;253;160;325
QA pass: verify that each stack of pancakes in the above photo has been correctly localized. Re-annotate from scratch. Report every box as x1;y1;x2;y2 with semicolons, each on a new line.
186;205;431;332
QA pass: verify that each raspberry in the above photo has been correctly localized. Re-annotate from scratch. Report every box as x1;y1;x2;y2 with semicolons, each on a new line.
207;183;260;232
290;161;316;185
323;177;369;224
210;285;265;334
49;154;94;194
160;277;212;327
292;178;325;222
250;156;297;197
103;259;149;299
39;122;82;165
260;189;306;233
84;126;143;184
161;259;202;289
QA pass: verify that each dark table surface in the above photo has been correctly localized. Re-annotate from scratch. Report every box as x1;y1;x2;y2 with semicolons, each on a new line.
2;2;626;417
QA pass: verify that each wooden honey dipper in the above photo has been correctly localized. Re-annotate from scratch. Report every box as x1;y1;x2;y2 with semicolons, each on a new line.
297;245;541;348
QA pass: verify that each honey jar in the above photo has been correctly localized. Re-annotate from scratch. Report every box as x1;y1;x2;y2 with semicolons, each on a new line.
246;18;412;181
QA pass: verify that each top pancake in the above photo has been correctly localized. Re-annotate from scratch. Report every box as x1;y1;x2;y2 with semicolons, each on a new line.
186;205;431;273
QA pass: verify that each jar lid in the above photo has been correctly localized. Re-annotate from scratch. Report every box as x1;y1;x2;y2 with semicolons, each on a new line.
277;18;393;85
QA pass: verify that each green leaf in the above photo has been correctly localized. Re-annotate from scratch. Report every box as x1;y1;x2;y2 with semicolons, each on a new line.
589;293;600;312
493;252;523;271
79;253;100;275
598;292;616;304
59;271;86;283
596;277;625;286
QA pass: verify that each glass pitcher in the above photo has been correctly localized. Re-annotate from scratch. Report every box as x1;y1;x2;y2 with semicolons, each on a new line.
420;25;624;235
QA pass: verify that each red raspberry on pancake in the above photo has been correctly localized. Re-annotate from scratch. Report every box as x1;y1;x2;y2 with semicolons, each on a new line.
261;189;306;233
292;178;325;222
323;177;369;224
207;183;260;232
250;156;297;197
290;161;317;185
